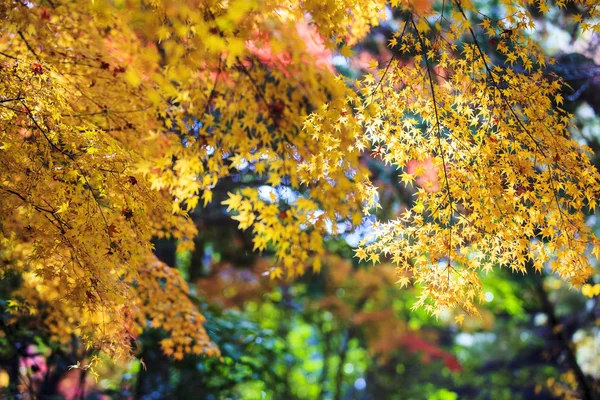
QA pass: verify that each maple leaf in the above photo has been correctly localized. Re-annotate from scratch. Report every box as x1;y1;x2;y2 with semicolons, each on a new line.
400;172;415;187
222;192;243;212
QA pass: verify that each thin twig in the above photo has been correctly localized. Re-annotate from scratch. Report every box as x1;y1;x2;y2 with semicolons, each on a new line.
410;17;454;271
369;22;408;103
202;58;222;117
18;31;40;61
0;51;19;60
0;97;23;104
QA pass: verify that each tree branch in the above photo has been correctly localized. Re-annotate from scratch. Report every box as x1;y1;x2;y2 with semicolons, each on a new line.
18;31;40;61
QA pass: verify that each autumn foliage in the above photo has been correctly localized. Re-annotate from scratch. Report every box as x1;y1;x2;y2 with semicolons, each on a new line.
1;0;599;373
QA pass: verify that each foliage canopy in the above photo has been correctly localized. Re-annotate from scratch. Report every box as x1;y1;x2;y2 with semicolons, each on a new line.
1;0;599;365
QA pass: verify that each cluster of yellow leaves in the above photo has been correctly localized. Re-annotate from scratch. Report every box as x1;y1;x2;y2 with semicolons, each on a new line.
135;257;219;360
220;94;376;278
348;1;600;316
0;0;381;358
117;0;381;279
281;0;387;45
0;57;197;358
5;249;217;359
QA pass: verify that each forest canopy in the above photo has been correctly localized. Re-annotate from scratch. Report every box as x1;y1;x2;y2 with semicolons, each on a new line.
1;0;600;397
